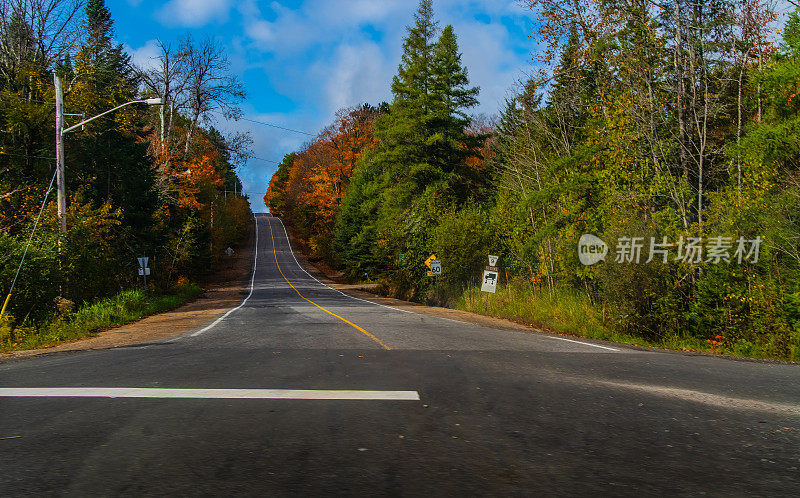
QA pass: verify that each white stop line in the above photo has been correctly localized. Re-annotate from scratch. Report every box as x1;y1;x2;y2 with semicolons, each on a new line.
0;388;420;401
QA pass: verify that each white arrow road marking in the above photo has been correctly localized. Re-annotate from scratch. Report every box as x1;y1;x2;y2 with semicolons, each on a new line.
0;388;420;401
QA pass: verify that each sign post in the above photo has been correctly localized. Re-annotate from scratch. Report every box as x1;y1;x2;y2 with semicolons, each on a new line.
481;270;498;293
137;256;151;287
424;254;442;277
481;254;499;312
424;254;442;291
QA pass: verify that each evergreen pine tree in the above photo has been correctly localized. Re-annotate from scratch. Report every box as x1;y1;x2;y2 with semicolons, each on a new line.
430;24;481;194
335;0;483;287
548;20;586;146
67;0;157;242
86;0;113;52
72;0;136;122
782;7;800;60
379;0;439;176
431;25;479;121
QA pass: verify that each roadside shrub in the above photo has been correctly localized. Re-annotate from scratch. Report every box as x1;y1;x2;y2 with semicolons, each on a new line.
0;231;61;324
431;204;492;303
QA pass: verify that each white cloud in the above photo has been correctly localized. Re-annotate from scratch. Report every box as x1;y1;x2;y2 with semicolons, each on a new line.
226;1;536;209
239;0;409;55
156;0;233;28
240;0;532;116
126;39;161;72
309;0;406;26
452;20;526;115
317;41;396;114
245;20;275;44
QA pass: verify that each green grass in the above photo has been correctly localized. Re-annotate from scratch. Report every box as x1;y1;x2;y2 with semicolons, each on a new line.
454;281;797;361
0;284;202;352
456;283;643;344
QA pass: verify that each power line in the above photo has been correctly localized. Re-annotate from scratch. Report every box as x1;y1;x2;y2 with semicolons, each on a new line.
248;155;281;165
238;117;314;136
210;111;314;136
216;144;282;165
1;167;57;320
0;151;57;161
0;94;54;106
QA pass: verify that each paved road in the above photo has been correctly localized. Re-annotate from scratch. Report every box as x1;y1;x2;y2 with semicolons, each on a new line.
2;213;799;496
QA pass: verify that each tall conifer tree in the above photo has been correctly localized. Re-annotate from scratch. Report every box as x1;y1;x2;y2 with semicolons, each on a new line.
68;0;156;237
430;24;480;177
335;0;482;283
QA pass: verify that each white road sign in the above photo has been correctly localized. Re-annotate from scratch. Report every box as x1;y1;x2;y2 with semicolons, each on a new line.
488;255;499;266
137;257;149;269
481;269;498;293
138;268;151;276
429;260;442;276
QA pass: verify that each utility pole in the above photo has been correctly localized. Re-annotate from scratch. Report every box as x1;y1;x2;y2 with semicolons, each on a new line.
54;73;66;234
53;74;162;234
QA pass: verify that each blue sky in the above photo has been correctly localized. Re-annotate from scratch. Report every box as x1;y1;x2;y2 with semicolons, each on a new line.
113;0;536;211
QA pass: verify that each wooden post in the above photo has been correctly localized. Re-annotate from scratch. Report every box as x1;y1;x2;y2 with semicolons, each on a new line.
54;73;66;234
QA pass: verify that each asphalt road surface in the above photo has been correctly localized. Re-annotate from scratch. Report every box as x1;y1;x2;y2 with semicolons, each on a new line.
2;214;799;497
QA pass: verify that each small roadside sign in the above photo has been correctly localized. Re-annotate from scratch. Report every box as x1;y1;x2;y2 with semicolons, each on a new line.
488;255;499;266
485;265;498;272
425;254;440;277
137;256;151;286
481;270;498;293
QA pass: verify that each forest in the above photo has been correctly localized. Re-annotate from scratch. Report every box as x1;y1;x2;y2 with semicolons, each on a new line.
265;0;800;360
0;0;251;347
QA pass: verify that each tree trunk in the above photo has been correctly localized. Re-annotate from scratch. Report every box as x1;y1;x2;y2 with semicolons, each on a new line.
184;112;198;156
674;2;689;179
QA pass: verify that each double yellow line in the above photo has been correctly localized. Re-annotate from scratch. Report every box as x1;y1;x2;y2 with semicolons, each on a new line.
267;217;391;350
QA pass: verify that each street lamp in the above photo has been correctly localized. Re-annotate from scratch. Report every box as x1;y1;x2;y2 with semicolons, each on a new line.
53;73;163;233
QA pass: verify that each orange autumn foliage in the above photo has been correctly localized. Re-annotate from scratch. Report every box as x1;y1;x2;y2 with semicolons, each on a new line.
304;109;378;226
165;135;226;210
267;105;379;230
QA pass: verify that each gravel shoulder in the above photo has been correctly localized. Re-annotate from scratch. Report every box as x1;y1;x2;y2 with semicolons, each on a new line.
0;221;255;361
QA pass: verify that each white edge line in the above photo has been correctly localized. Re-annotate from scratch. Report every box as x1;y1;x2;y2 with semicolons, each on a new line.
276;217;621;353
0;387;420;401
189;214;259;337
548;336;620;351
276;217;413;314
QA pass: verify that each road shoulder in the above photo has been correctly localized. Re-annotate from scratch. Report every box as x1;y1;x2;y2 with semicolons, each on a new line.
0;221;255;362
285;227;799;364
283;228;620;345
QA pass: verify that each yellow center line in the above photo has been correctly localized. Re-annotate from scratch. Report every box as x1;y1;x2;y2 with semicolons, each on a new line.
267;217;392;350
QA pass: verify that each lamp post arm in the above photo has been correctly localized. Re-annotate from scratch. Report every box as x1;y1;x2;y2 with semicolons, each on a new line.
61;99;158;135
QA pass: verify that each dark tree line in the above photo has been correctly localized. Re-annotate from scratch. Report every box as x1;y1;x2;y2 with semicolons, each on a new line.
0;0;251;330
